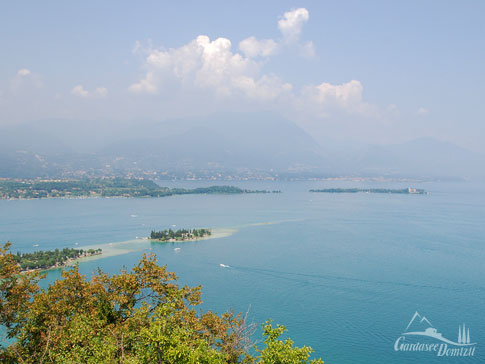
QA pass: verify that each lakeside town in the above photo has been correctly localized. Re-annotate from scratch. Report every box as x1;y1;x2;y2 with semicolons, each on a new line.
0;178;279;199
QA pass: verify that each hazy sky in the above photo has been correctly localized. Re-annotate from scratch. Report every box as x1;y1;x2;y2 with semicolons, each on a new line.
0;1;484;151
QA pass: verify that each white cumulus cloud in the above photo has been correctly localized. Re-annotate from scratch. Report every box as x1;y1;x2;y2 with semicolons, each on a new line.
238;7;313;59
71;85;108;98
129;7;316;97
309;80;364;107
239;36;278;58
298;80;379;118
128;72;158;94
129;8;383;120
129;35;289;100
278;8;310;44
71;85;89;97
232;74;292;100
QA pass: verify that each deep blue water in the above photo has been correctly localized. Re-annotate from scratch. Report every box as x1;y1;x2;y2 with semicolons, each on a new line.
1;180;484;363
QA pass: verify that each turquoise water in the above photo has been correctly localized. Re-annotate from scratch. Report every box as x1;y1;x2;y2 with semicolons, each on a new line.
1;180;484;363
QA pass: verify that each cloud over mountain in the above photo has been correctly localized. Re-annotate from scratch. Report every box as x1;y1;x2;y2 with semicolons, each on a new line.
128;7;377;121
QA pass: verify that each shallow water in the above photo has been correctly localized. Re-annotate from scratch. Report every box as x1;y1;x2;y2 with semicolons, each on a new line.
1;180;484;363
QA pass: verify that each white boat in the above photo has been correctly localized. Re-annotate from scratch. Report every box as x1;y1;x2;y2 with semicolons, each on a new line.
220;263;230;268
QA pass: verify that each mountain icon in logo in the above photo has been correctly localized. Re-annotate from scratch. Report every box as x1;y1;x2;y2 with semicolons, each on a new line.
402;311;475;346
405;311;434;332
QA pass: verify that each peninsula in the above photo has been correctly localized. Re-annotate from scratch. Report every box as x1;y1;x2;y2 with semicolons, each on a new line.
0;178;277;199
150;228;212;242
13;247;102;271
309;187;427;194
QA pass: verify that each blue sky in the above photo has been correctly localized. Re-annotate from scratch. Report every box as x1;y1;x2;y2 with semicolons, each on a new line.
1;1;484;151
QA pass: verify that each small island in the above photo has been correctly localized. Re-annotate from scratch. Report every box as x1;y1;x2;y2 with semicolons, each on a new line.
13;247;102;271
150;228;212;242
309;187;427;194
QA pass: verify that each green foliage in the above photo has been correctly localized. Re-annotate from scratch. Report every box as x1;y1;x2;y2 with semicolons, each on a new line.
0;178;275;199
11;247;101;271
150;228;211;241
258;321;324;364
0;242;323;364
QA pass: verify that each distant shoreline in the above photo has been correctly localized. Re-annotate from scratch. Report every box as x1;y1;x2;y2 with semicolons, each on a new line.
309;187;427;194
0;178;278;200
149;236;211;243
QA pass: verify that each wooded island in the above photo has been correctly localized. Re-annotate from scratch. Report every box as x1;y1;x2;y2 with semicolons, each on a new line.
150;228;212;242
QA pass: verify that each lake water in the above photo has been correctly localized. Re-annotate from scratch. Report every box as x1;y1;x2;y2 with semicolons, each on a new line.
1;180;484;363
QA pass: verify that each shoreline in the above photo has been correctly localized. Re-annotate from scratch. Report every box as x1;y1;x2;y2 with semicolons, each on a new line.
149;227;234;244
21;251;102;273
0;181;277;200
149;228;212;243
76;227;237;261
0;193;272;201
149;236;210;243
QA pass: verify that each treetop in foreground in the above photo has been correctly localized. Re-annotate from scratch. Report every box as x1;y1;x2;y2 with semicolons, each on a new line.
0;242;323;364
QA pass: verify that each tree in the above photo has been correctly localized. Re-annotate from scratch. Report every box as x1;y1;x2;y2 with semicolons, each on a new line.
0;242;323;364
257;321;324;364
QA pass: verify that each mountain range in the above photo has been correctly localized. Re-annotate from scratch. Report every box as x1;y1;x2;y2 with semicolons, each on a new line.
0;112;483;179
